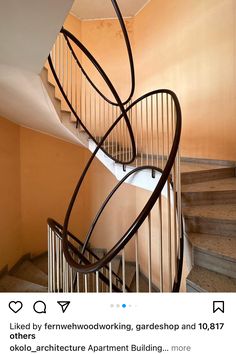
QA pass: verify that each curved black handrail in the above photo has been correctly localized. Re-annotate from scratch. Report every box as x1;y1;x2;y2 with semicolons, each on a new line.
48;31;136;165
63;0;135;106
48;0;183;292
62;89;182;279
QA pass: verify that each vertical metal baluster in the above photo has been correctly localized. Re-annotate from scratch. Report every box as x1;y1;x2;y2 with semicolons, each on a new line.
159;197;163;292
146;97;149;165
122;108;125;162
54;37;57;78
122;248;126;293
62;35;65;90
75;63;77;116
84;77;87;127
62;254;65;292
70;48;73;106
98;95;102;149
135;232;139;292
96;271;99;293
48;226;51;292
161;93;164;169
89;83;92;132
69;265;73;292
57;36;60;81
140;100;143;165
109;262;112;293
76;272;80;293
65;39;68;96
116;105;119;159
148;213;152;292
156;94;159;168
56;237;59;292
52;231;55;292
126;104;129;162
109;104;113;158
84;274;88;293
166;94;172;291
79;70;82;123
129;100;132;162
52;43;55;70
151;95;154;165
93;91;96;139
60;34;63;89
135;103;138;167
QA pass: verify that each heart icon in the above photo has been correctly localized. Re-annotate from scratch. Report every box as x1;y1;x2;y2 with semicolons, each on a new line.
9;301;23;313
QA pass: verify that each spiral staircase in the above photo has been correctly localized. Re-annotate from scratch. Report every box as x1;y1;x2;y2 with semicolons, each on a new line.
40;0;183;293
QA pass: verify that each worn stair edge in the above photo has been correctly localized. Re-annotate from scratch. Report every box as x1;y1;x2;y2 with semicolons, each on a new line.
193;248;236;279
181;167;236;185
188;233;236;261
186;266;236;292
182;190;236;207
10;260;48;287
184;215;236;237
0;275;47;293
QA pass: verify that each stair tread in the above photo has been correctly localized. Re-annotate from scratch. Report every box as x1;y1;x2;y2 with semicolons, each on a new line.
184;203;236;221
188;233;236;261
11;260;48;287
32;254;48;275
181;163;227;174
0;275;47;292
187;266;236;292
182;177;236;193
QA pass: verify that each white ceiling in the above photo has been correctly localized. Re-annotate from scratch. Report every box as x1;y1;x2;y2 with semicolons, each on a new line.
70;0;150;20
0;0;73;73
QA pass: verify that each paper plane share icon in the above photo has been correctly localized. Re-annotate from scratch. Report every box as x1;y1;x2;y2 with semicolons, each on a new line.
57;301;70;313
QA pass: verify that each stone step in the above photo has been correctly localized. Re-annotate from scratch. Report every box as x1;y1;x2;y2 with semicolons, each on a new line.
188;233;236;278
184;203;236;237
10;260;48;287
0;275;47;292
32;253;48;275
182;177;236;206
186;266;236;292
181;167;235;185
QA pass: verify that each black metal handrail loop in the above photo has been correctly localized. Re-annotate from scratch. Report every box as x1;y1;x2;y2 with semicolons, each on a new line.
61;89;182;286
61;0;135;107
47;218;130;291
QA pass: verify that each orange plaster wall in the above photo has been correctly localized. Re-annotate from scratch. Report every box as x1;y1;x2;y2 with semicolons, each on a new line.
134;0;236;160
20;127;90;257
0;117;22;269
80;18;134;103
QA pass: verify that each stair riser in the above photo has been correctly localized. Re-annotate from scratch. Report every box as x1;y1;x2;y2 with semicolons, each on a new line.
181;168;235;185
185;216;236;237
182;190;236;207
193;249;236;279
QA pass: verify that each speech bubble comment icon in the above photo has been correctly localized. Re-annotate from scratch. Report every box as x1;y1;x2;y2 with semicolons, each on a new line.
9;301;23;313
33;301;46;314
